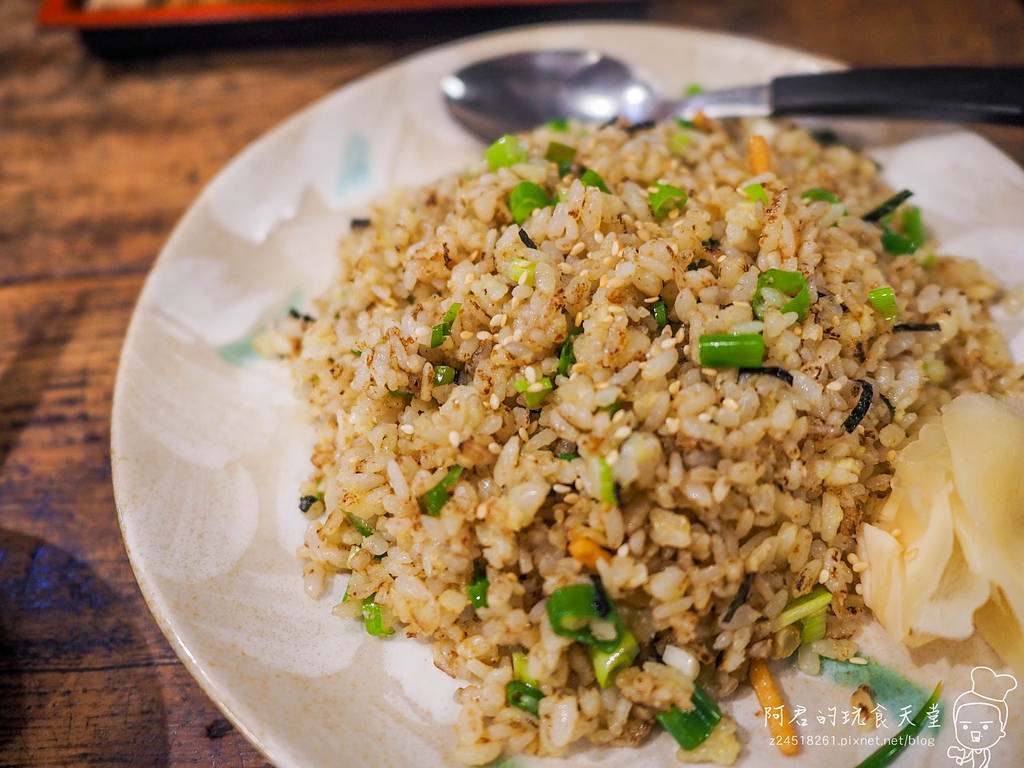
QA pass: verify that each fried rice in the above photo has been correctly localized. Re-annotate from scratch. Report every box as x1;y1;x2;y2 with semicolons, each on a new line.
273;116;1022;765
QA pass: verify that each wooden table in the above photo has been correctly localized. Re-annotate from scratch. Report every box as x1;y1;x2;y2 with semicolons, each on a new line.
1;0;1021;764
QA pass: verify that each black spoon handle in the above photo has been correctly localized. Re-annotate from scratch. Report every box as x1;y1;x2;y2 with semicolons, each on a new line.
771;67;1024;126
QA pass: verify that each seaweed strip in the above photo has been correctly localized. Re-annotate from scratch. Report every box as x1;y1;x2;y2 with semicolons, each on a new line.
843;379;874;433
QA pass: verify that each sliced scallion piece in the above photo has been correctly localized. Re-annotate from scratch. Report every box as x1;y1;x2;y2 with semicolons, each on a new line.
598;458;618;505
485;134;528;170
430;302;462;348
545;118;569;131
433;365;457;386
345;510;374;537
509;180;551;225
743;183;770;205
801;609;827;644
800;187;841;204
669;129;690;155
545;140;576;176
508;258;536;286
512;651;539;687
388;389;415;399
506;680;544;717
684;83;705;96
350;349;362;357
698;334;765;369
676;117;695;129
580;168;610;193
467;568;489;609
902;206;925;247
649;182;688;217
770;586;833;631
881;226;918;255
361;594;394;636
418;465;465;516
752;269;810;321
588;627;639;688
862;189;913;222
556;452;579;461
853;683;941;768
651;299;668;330
546;579;624;653
656;685;723;751
556;326;583;377
513;377;553;408
868;286;900;322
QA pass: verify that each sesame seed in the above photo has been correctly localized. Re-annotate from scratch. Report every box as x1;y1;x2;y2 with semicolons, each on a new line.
614;426;631;440
854;583;864;595
643;296;658;304
661;338;676;350
847;551;860;564
490;394;500;409
518;427;529;442
668;207;681;220
449;431;460;447
852;561;869;573
848;657;868;665
476;331;491;341
593;231;605;243
524;366;537;384
611;240;621;257
612;409;626;423
527;382;545;393
818;568;830;584
698;411;712;422
399;424;415;435
517;270;530;286
570;241;586;256
826;381;843;391
488;442;502;454
563;493;580;504
669;381;682;395
553;483;571;493
605;450;619;464
460;331;473;340
722;397;739;410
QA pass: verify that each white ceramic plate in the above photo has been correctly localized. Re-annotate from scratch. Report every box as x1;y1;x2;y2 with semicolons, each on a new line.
111;21;1024;768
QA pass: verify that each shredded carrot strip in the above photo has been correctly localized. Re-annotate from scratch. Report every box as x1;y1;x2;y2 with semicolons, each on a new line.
748;134;772;175
691;110;709;131
749;659;800;756
568;538;612;569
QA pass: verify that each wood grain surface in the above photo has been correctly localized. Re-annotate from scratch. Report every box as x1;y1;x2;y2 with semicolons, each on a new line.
1;0;1022;765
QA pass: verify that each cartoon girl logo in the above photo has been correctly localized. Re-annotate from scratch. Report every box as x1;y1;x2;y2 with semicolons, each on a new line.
947;665;1017;768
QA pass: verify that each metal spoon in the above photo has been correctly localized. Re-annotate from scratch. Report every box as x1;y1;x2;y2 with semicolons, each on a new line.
441;50;1024;142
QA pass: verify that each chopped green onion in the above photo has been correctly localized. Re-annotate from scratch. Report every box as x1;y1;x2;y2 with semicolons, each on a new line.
675;117;695;129
506;680;544;717
598;458;618;505
513;377;553;408
770;586;833;631
345;510;374;537
588;627;639;688
651;299;668;330
545;141;576;176
722;572;755;623
683;83;705;96
752;269;810;321
863;189;913;222
698;334;765;368
556;452;579;461
868;286;900;322
557;325;583;377
361;594;394;636
512;651;539;687
546;579;624;653
509;180;551;225
881;226;918;255
598;401;620;417
418;465;464;516
580;168;610;193
430;302;462;348
508;258;536;286
433;365;457;386
668;130;691;155
801;187;842;204
743;183;770;205
350;349;362;357
485;134;528;170
843;379;874;433
649;182;688;217
701;238;720;249
656;684;723;751
801;609;827;644
388;389;415;399
853;683;941;768
467;570;489;609
811;128;839;146
545;118;569;131
902;206;925;247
